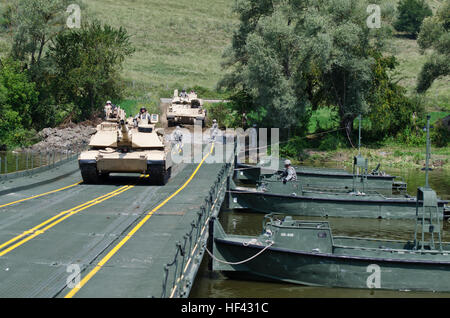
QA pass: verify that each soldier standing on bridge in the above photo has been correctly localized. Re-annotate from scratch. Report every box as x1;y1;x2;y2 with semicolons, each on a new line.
172;126;184;153
210;119;219;142
280;159;297;184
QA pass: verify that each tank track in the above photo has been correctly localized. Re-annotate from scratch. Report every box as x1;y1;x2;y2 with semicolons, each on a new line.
80;165;100;184
148;166;172;185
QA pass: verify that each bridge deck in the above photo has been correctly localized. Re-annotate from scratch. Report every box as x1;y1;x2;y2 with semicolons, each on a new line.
0;144;231;298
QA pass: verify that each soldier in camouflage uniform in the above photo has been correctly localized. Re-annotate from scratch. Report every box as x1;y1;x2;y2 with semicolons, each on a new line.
210;119;219;142
281;159;297;184
172;126;184;153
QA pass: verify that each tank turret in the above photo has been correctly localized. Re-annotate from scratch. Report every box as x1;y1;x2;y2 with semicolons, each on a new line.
167;89;207;127
78;110;172;185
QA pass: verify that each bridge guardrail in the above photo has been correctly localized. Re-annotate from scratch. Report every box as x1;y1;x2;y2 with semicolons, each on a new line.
0;144;87;180
161;141;236;298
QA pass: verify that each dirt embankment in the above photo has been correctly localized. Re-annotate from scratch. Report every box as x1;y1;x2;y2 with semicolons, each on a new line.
23;121;99;153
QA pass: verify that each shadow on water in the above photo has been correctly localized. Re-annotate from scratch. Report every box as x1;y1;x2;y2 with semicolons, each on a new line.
190;164;450;298
80;173;171;187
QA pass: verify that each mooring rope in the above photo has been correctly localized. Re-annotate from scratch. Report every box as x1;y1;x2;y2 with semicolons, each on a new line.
204;240;274;265
236;127;349;154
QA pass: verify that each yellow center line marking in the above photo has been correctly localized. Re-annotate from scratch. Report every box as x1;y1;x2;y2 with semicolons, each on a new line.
0;175;148;256
0;186;134;257
65;145;215;298
0;186;128;252
0;181;82;209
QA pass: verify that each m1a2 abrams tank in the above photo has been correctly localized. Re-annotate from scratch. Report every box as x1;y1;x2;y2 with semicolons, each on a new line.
78;109;173;185
166;89;207;127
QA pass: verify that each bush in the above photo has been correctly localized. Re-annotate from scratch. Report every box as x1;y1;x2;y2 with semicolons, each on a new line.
48;21;135;121
204;102;241;128
367;54;426;141
394;0;432;38
432;119;450;147
318;134;345;151
280;136;308;159
396;126;426;146
0;59;39;148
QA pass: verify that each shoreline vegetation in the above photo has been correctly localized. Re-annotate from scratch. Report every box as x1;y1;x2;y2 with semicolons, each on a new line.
0;0;448;165
297;145;450;170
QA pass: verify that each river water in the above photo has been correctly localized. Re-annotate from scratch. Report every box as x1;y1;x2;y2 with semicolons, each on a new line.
190;165;450;298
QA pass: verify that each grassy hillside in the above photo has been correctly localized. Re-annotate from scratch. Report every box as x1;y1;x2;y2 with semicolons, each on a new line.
384;0;449;111
0;0;447;113
86;0;448;111
85;0;236;92
388;34;449;112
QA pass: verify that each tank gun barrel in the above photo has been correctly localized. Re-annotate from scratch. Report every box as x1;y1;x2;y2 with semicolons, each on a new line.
119;119;131;144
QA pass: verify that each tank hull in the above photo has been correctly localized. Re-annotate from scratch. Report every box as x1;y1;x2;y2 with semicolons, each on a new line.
167;92;206;126
167;113;206;126
79;150;172;184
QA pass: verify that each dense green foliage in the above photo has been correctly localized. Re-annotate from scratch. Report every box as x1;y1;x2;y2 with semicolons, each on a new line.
394;0;432;37
431;117;450;147
220;0;420;147
48;21;134;119
0;59;39;147
0;0;134;148
417;0;450;93
6;0;83;68
366;53;426;140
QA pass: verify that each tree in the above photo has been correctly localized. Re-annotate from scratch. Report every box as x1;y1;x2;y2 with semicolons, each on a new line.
0;59;39;147
48;21;135;120
366;53;424;139
219;0;392;141
416;0;450;93
5;0;83;70
394;0;432;38
1;0;85;130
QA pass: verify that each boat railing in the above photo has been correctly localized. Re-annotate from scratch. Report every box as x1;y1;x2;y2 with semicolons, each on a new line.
333;243;447;255
264;214;332;231
333;235;449;254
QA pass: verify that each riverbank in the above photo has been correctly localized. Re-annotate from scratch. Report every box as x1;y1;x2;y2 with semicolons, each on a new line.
17;122;98;153
299;145;450;171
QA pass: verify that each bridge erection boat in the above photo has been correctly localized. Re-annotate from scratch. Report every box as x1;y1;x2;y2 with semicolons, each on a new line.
211;115;450;292
212;187;450;292
229;117;449;220
235;162;406;194
235;115;406;194
228;178;448;219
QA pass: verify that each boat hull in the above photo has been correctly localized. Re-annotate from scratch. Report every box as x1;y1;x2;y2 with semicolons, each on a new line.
234;163;404;193
213;237;450;292
229;189;446;219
